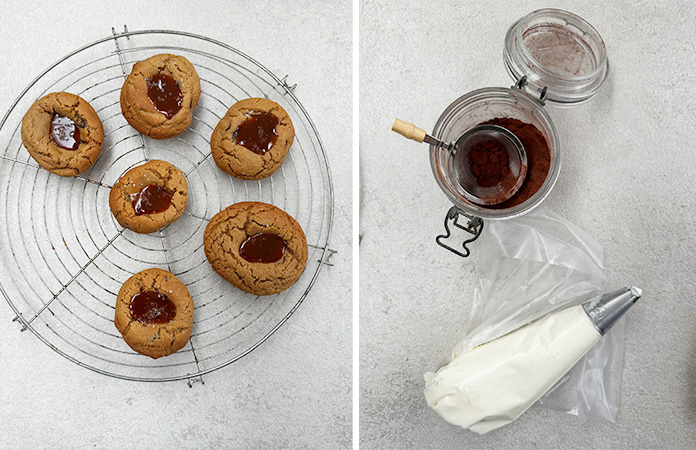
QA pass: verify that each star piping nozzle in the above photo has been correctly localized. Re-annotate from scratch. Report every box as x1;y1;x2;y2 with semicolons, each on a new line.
582;286;642;335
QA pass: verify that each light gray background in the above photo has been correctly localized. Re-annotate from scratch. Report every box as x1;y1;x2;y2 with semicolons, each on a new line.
0;1;351;449
360;1;696;448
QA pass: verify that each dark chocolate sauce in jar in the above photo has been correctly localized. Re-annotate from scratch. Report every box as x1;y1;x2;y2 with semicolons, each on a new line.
129;290;177;324
131;184;173;215
233;111;279;155
50;113;81;150
239;233;287;263
146;73;183;119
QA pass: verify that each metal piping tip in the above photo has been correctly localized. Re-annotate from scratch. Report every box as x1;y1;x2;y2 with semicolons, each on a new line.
582;286;642;335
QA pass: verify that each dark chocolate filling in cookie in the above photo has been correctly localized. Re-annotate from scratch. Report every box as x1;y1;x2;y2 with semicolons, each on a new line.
239;232;287;263
50;112;81;150
146;73;183;119
233;111;279;155
131;184;173;215
130;289;177;324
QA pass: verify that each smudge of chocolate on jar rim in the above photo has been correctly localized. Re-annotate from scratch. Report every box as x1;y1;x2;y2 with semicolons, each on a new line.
129;289;177;325
239;232;287;263
233;111;279;155
477;117;551;209
130;184;173;215
146;73;183;119
50;112;81;150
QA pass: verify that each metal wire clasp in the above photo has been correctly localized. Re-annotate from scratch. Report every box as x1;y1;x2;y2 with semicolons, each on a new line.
435;207;484;258
513;75;548;105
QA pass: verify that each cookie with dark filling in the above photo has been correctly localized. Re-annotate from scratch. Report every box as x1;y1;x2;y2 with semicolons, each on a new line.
204;202;308;296
210;98;295;180
120;53;200;139
114;268;194;359
21;92;103;176
109;159;187;234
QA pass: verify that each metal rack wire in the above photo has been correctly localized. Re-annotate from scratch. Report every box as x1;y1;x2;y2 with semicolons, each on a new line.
0;27;334;383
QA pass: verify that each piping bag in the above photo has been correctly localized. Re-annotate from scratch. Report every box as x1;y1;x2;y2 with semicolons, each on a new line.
423;286;641;435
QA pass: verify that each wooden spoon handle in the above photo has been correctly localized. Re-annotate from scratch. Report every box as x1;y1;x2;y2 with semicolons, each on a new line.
392;118;426;143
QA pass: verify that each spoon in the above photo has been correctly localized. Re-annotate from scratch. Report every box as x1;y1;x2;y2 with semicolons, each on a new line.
392;118;528;206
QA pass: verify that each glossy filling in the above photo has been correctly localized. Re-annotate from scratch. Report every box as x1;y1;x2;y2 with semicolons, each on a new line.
239;232;287;263
146;73;183;119
129;290;177;324
131;184;173;215
50;113;81;150
233;111;279;155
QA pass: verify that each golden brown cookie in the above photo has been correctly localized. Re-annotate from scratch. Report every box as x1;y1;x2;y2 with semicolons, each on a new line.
120;53;201;139
114;268;194;359
210;98;295;180
109;160;188;234
20;92;103;176
204;202;308;296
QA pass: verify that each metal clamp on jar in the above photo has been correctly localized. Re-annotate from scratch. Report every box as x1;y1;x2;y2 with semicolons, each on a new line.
393;9;609;257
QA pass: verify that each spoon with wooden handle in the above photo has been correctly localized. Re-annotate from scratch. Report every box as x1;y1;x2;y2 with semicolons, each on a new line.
391;118;528;206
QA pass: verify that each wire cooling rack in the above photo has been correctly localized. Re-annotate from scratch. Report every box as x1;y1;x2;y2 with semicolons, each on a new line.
0;27;334;383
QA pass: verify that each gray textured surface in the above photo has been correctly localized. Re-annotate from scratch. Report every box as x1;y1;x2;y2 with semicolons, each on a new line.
0;1;351;449
360;0;696;448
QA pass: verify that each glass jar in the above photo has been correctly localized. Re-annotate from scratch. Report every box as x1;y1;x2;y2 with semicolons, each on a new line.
431;87;560;220
429;8;608;257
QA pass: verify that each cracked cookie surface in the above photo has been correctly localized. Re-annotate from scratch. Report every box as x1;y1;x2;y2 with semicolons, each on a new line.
204;202;308;296
120;53;200;139
109;159;188;234
21;92;103;176
114;268;194;359
210;98;295;180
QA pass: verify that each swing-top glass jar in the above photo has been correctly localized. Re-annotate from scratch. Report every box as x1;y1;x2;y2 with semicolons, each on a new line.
430;9;609;256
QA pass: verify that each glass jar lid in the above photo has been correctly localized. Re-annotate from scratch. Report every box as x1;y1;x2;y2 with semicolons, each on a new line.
504;9;608;104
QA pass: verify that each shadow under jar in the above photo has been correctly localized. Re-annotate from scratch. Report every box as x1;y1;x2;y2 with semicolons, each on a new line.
429;8;608;257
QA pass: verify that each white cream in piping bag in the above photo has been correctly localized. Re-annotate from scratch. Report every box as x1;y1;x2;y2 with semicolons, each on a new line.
423;287;641;435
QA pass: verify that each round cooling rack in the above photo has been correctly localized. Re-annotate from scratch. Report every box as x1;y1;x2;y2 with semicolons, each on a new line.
0;28;334;383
